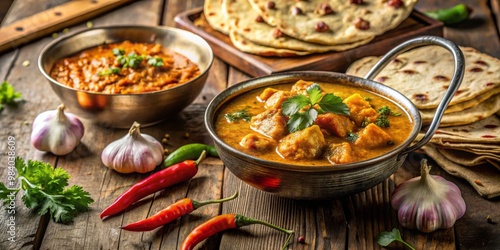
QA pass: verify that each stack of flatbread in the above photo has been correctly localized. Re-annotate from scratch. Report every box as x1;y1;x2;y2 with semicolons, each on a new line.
202;0;418;56
346;46;500;198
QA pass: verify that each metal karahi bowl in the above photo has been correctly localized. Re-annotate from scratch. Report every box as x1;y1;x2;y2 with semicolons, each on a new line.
38;25;213;128
205;36;465;200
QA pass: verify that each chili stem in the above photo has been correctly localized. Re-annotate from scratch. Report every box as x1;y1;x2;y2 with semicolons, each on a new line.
194;150;207;165
191;192;238;209
235;214;294;249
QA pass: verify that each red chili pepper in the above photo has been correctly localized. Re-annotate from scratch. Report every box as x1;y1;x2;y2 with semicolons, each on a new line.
121;192;238;231
181;214;294;250
100;151;207;220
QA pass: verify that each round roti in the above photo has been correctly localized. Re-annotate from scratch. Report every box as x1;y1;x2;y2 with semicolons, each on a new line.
248;0;417;45
420;94;500;126
204;0;230;35
346;46;500;109
225;0;373;52
229;30;312;57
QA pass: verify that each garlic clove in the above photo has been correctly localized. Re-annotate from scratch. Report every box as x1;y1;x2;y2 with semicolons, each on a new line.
391;159;466;233
30;104;84;156
101;122;163;174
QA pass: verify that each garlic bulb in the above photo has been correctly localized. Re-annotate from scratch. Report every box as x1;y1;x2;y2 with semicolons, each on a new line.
30;104;85;156
101;122;163;174
391;159;466;233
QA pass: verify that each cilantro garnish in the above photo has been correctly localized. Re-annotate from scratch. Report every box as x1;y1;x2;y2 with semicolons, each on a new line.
225;106;252;122
116;51;144;69
98;67;121;76
346;132;358;142
0;157;94;224
147;57;164;67
377;228;415;250
281;83;349;132
0;81;23;111
374;106;401;128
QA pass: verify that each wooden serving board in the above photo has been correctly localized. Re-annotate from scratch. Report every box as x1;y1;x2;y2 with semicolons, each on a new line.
175;7;443;77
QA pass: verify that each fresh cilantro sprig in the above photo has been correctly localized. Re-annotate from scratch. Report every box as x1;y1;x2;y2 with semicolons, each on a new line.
0;81;23;111
281;83;350;132
378;228;415;250
0;157;94;224
99;48;164;76
116;51;144;69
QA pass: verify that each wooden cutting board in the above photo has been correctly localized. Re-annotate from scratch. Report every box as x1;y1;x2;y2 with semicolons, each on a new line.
0;0;132;54
175;7;443;77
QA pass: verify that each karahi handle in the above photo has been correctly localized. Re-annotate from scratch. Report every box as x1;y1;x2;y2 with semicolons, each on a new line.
364;36;465;155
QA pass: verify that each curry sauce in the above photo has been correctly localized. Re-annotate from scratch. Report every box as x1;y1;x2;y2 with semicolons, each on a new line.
215;80;414;166
50;41;200;94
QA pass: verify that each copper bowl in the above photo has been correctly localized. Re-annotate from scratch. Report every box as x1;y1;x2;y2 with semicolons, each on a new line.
38;25;213;128
205;36;465;199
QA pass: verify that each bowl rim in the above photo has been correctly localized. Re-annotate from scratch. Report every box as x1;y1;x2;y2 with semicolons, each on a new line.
37;24;214;96
205;71;422;172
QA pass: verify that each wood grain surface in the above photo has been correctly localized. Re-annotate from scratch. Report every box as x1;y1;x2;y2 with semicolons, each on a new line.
0;0;499;250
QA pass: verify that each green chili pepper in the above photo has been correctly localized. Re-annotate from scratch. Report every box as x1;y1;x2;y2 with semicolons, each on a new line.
163;143;219;168
424;4;472;25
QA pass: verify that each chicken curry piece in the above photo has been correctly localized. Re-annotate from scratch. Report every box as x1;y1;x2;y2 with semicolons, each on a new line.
215;80;414;166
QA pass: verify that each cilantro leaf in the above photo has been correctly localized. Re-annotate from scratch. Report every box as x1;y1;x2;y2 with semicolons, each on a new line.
147;57;164;67
281;95;310;116
0;81;23;111
318;93;350;115
281;82;350;132
306;83;323;104
0;183;17;202
1;157;94;224
287;108;317;133
112;48;125;56
377;228;415;250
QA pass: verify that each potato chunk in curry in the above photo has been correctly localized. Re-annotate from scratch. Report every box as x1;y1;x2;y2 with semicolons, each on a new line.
354;123;394;149
240;133;276;152
250;108;288;140
277;125;326;160
344;93;378;127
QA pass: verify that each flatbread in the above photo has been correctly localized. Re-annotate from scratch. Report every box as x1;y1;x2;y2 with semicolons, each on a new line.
436;147;500;167
229;30;312;57
204;0;230;35
427;115;500;144
421;144;500;199
224;0;372;53
248;0;417;45
346;46;500;109
427;87;500;114
420;94;500;126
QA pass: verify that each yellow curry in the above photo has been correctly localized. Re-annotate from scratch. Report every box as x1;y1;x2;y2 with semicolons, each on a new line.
215;80;413;166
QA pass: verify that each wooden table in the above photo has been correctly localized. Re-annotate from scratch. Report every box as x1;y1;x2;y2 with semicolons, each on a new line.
0;0;499;249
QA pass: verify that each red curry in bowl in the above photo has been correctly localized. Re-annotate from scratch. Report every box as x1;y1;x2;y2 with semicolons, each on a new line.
215;80;413;166
49;41;200;94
